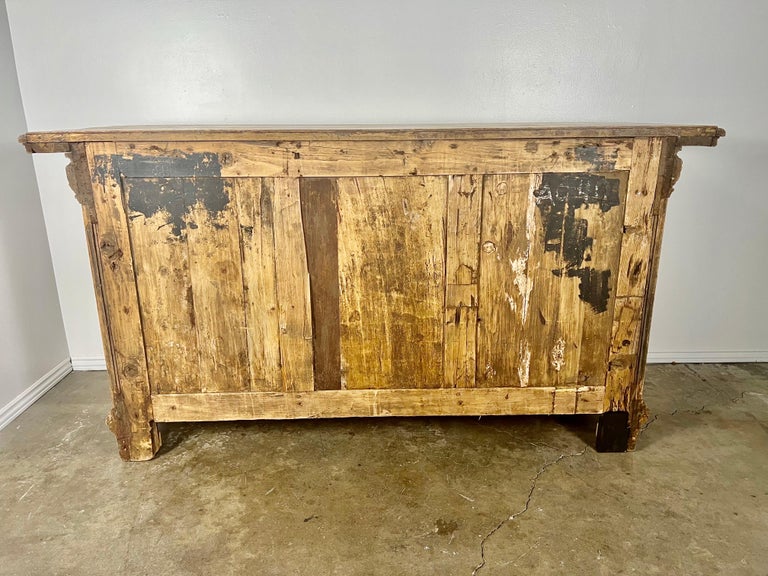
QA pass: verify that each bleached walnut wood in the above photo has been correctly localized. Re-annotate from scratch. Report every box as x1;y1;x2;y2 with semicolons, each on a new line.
26;124;723;460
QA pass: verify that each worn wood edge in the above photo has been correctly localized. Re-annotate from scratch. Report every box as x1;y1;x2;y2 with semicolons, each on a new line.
19;124;724;151
86;143;161;461
627;137;680;448
64;143;95;217
152;386;605;421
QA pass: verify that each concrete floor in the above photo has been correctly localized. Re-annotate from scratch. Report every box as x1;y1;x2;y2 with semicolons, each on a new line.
1;364;767;575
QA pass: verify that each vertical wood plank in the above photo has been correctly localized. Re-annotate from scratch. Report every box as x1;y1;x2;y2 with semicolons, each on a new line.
235;178;282;392
444;175;482;387
86;143;159;461
477;174;538;387
576;172;628;385
272;177;314;391
604;139;664;412
615;139;664;298
186;178;250;392
300;178;341;390
337;176;446;389
124;178;199;394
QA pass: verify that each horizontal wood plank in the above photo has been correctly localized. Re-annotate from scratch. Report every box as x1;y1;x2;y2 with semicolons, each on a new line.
21;124;724;153
107;139;633;177
152;386;605;421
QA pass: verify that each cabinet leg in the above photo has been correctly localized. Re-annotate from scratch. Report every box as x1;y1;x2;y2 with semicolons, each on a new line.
106;407;162;461
595;411;630;452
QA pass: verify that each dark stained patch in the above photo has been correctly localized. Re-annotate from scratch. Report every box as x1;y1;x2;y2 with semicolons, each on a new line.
300;178;341;391
534;173;620;312
126;178;187;237
114;152;222;179
107;152;228;238
567;268;612;314
435;519;458;535
574;144;620;171
596;411;630;452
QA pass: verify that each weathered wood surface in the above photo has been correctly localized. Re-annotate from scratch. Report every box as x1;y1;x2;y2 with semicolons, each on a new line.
103;139;633;177
33;127;722;459
443;175;481;387
271;178;315;391
124;178;199;394
152;386;606;421
477;171;627;389
85;143;160;461
336;176;446;389
603;137;671;448
20;124;724;153
234;178;282;392
300;178;341;390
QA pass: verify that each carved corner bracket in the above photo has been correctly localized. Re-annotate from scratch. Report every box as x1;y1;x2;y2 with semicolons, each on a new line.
660;141;684;199
65;145;96;218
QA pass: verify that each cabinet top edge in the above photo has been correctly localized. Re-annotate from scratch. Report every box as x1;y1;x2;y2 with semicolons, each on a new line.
19;123;725;153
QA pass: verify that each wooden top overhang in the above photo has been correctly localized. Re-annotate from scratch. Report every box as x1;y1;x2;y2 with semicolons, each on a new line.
20;124;725;154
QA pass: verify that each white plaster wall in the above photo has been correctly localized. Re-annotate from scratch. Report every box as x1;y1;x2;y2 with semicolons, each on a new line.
0;0;69;425
6;0;768;363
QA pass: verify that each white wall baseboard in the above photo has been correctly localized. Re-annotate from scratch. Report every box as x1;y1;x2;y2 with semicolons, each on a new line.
0;358;72;431
647;351;768;364
71;356;107;371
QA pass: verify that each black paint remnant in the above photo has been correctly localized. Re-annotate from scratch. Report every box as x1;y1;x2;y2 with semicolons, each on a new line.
534;173;620;313
107;153;229;238
574;144;619;171
554;268;612;313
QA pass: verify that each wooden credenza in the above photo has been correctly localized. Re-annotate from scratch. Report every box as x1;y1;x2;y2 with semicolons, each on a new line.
21;125;723;460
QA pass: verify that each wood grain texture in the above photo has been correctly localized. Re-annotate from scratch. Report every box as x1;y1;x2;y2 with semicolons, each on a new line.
614;139;664;298
124;178;199;394
478;172;627;389
272;178;314;391
288;139;633;177
234;178;282;392
604;137;674;447
152;386;606;421
575;171;629;384
185;179;250;393
477;174;538;387
629;138;680;447
106;139;632;178
300;178;341;390
443;175;482;387
21;124;725;153
337;176;446;389
38;128;721;459
86;143;160;461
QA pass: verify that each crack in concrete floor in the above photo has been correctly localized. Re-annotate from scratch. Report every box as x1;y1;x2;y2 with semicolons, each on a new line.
471;448;588;575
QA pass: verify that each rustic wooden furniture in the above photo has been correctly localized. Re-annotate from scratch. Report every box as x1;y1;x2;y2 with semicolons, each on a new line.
21;125;723;461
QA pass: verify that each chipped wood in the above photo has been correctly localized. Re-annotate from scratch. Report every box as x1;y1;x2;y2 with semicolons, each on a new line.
85;143;160;461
